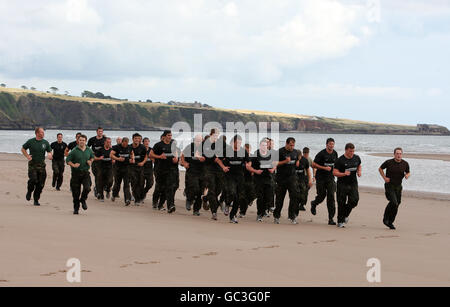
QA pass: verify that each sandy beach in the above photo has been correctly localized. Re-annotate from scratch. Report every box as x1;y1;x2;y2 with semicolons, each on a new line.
368;153;450;162
0;153;449;287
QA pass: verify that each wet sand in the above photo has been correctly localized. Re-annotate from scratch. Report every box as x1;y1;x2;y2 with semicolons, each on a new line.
0;153;449;287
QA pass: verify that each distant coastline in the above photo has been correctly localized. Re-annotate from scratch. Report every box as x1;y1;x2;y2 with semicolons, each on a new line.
1;87;449;135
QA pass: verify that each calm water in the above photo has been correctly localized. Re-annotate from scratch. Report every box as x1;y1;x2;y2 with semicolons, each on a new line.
2;130;450;194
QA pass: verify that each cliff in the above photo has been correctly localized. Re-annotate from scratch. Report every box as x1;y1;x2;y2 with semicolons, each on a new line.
0;88;448;135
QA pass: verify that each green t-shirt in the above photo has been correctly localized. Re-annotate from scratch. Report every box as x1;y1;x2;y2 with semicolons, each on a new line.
22;138;51;163
66;146;95;172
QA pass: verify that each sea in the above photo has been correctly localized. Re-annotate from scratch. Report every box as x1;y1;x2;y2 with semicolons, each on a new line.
1;130;449;195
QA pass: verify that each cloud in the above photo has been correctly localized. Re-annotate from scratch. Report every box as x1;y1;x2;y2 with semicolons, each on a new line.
0;0;374;85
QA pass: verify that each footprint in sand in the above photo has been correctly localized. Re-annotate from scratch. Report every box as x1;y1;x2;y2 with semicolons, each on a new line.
192;256;201;259
16;195;20;199
176;257;183;260
424;233;438;237
81;270;92;273
236;249;243;252
5;192;10;195
120;264;132;269
361;237;367;240
0;280;9;283
321;240;337;243
202;252;218;256
374;235;399;239
40;272;57;277
262;245;280;249
297;242;303;245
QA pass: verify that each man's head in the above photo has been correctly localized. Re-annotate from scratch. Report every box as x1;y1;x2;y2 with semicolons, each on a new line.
96;127;104;138
394;147;403;161
326;138;335;152
143;137;150;147
245;143;251;154
345;143;355;159
122;137;129;148
194;135;203;146
259;139;268;152
116;137;122;145
75;132;82;143
209;128;219;143
233;135;242;150
78;135;88;147
57;133;63;143
303;147;310;158
285;137;296;151
35;127;45;140
162;130;172;143
104;137;112;149
132;133;142;146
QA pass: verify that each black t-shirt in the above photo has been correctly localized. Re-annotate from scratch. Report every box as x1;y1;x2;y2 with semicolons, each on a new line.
131;144;147;165
314;149;338;182
144;147;153;170
252;149;275;178
202;139;224;172
277;147;299;178
68;141;78;151
88;136;106;156
380;159;410;186
152;140;179;170
296;156;310;178
98;147;113;168
112;144;132;167
51;141;67;160
222;146;249;176
334;154;362;185
183;143;205;174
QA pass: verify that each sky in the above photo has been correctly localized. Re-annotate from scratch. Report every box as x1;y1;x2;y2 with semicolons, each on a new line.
0;0;449;127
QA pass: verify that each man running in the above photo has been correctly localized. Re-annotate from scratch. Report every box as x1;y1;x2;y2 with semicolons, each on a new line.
94;137;114;201
142;137;154;202
66;135;95;215
129;133;148;205
247;139;277;222
50;133;67;191
296;150;312;212
150;130;179;214
311;138;338;225
302;147;314;207
65;132;82;156
152;134;166;209
240;143;256;218
21;127;53;206
379;148;410;230
111;137;133;206
181;135;206;216
202;129;225;220
333;143;362;228
273;137;300;225
88;127;106;198
218;135;250;224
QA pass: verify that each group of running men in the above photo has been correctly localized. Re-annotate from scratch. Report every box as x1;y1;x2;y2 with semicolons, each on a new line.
22;127;411;229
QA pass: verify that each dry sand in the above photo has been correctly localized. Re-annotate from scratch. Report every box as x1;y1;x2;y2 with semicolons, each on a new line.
0;153;449;287
369;153;450;162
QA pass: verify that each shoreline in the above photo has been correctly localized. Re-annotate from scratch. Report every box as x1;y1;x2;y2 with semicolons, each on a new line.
368;153;450;162
1;128;449;136
2;152;449;201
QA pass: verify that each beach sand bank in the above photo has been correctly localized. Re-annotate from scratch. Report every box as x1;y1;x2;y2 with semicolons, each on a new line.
0;153;449;286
